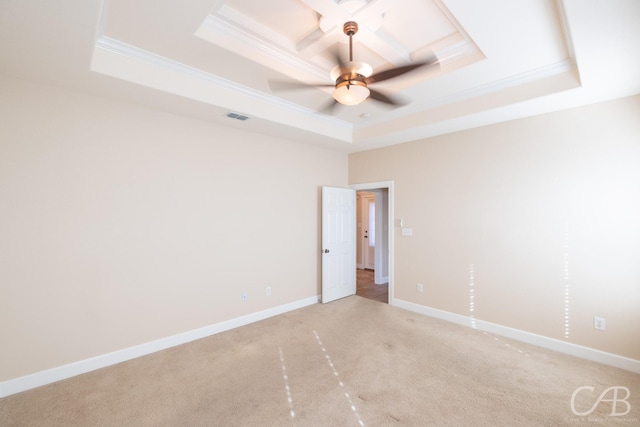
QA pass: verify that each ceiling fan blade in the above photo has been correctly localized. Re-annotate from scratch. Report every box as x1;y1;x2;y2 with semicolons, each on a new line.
319;99;340;114
329;46;348;74
365;55;439;84
268;80;333;92
368;88;406;107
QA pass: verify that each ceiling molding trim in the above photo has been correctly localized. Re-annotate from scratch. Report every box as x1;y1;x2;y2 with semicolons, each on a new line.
418;58;577;111
93;36;350;129
196;13;330;83
434;38;483;68
554;0;579;83
361;27;411;65
432;0;485;59
216;4;296;51
95;0;111;42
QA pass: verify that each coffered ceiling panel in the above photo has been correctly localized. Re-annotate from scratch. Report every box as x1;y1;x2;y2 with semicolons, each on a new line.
196;0;481;86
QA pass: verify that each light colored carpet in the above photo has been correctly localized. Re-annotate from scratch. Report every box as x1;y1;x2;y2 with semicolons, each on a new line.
1;296;638;426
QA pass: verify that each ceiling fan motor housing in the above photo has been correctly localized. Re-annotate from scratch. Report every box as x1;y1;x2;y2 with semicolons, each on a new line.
343;21;358;36
335;73;367;89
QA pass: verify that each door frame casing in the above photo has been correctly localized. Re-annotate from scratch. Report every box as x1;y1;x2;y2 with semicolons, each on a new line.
350;181;394;305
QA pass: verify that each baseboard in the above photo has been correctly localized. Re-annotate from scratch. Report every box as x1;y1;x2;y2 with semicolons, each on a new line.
0;296;319;398
392;298;640;374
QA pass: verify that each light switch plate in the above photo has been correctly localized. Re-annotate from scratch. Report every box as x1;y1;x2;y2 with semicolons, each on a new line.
401;228;413;236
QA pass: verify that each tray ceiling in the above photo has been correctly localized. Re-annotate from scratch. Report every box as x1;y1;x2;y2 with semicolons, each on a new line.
1;0;639;152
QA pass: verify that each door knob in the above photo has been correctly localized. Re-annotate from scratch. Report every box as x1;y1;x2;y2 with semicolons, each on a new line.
323;249;330;253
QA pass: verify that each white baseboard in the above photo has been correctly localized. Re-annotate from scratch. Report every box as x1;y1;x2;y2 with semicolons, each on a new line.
0;296;319;398
392;298;640;374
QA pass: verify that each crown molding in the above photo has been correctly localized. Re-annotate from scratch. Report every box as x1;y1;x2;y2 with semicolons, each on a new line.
94;36;274;103
421;58;577;112
93;36;350;132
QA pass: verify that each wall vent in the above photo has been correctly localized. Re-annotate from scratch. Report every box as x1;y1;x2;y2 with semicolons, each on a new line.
226;112;250;121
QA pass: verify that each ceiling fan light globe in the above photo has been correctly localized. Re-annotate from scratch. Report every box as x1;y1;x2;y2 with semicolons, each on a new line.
333;80;370;105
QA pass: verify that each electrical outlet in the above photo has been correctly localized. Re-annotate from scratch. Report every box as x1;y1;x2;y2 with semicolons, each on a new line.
594;316;606;331
417;283;423;293
242;292;248;302
266;286;271;296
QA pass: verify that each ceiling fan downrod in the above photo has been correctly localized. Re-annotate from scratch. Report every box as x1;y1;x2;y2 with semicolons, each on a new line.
343;21;358;62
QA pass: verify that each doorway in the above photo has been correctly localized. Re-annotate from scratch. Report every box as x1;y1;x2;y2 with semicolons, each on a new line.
357;192;376;270
352;182;393;304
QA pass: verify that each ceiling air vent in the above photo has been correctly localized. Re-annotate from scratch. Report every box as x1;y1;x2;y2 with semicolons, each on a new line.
226;112;250;121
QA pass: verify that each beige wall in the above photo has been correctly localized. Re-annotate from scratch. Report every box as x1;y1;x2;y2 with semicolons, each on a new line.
0;76;347;381
2;72;637;383
350;95;640;360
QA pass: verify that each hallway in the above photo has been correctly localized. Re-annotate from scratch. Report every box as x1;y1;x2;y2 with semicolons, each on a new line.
356;269;388;303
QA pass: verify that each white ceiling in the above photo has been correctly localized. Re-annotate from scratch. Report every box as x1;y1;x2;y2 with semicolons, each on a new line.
1;0;638;153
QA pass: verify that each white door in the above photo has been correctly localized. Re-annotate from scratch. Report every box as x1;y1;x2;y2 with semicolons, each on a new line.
322;186;356;303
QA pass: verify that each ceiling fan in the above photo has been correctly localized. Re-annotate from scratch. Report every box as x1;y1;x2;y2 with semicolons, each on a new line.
269;20;439;111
